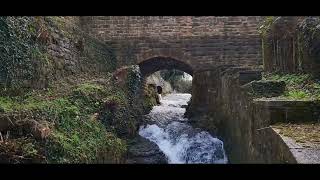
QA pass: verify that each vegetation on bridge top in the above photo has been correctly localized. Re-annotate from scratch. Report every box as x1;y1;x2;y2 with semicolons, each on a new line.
258;16;275;37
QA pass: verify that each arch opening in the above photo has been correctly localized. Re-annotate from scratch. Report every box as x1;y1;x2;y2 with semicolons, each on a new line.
138;57;193;77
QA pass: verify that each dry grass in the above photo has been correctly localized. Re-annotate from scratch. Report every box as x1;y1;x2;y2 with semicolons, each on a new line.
272;123;320;147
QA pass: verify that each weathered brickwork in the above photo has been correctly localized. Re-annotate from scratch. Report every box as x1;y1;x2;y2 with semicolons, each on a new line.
80;16;263;73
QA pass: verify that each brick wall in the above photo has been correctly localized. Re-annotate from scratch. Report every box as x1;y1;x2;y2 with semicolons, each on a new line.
80;16;263;73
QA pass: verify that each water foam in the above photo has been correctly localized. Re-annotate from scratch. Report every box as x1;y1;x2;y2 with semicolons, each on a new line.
139;93;228;164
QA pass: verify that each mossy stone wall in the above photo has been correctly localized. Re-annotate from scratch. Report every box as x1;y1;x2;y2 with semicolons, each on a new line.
0;16;118;95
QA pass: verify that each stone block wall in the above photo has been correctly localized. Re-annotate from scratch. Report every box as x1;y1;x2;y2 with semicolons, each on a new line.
188;67;303;163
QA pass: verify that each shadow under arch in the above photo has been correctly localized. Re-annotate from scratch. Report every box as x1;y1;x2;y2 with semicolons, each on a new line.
138;57;194;77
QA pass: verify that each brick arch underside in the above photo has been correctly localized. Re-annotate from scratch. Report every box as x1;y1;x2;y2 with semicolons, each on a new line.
138;57;194;77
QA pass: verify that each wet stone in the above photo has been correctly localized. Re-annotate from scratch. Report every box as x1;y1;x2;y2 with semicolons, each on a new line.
126;136;168;164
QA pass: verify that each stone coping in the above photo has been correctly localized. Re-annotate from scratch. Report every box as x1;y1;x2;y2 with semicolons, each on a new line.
273;128;320;164
253;99;319;108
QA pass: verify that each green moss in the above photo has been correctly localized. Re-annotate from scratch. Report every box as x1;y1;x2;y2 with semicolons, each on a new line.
142;85;158;111
264;73;311;86
0;96;16;112
0;81;127;163
284;90;310;100
46;101;126;163
69;83;107;115
73;83;105;94
99;88;137;137
0;65;152;163
44;16;73;39
82;34;118;73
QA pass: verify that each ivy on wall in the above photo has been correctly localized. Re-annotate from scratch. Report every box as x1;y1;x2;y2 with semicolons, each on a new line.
0;16;120;95
0;16;51;93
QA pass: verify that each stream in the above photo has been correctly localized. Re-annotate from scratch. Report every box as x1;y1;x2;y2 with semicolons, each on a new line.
138;93;228;164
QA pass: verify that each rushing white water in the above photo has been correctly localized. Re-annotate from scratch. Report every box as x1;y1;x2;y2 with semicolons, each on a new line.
139;93;228;164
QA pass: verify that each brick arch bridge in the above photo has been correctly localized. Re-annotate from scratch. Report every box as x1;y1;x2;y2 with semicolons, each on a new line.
80;16;263;73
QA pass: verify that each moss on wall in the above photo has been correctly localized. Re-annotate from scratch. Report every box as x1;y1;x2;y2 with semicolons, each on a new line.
99;66;157;138
0;16;119;96
0;17;49;93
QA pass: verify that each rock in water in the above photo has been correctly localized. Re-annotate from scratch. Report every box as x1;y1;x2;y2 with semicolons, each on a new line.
126;136;168;164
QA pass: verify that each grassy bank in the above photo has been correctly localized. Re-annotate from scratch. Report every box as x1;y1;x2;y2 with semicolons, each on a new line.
0;70;157;163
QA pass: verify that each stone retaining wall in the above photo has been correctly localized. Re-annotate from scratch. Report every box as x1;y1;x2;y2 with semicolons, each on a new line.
188;66;319;163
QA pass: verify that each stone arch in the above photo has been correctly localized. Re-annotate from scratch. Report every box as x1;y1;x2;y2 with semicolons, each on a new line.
138;56;194;77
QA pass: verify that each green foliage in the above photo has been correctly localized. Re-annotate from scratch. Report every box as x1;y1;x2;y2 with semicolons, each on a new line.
126;65;142;99
41;84;127;163
21;142;39;157
258;16;276;37
0;16;119;97
297;17;320;71
174;79;192;93
160;69;185;81
99;87;138;137
263;72;320;100
70;83;107;115
160;69;192;93
0;137;45;163
82;34;118;73
0;96;16;112
264;73;311;86
0;17;47;90
0;66;151;163
0;81;127;163
143;85;158;111
45;100;126;163
284;90;310;100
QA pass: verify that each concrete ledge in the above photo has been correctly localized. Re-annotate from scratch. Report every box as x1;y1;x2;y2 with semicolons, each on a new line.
254;99;319;107
273;128;320;164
